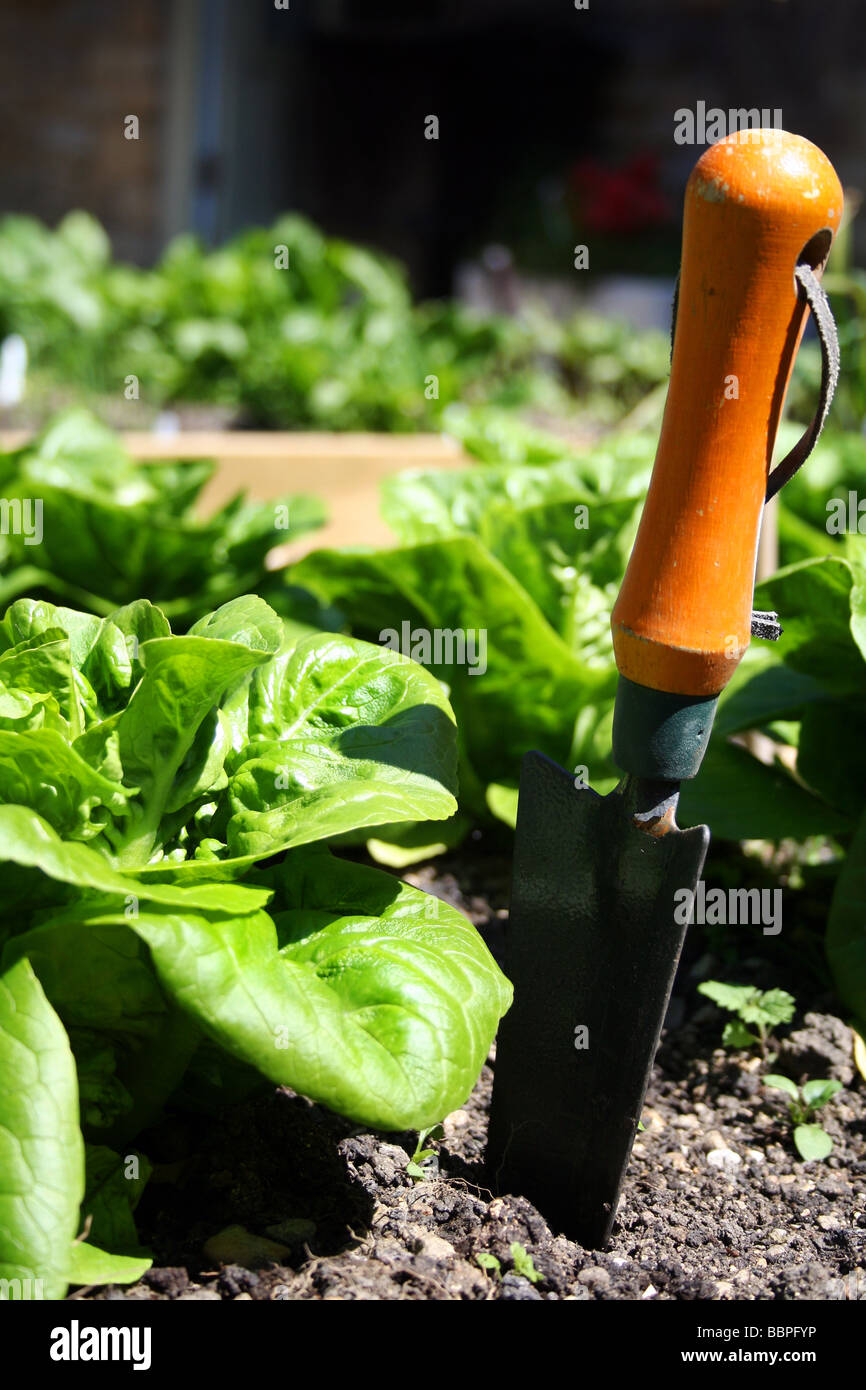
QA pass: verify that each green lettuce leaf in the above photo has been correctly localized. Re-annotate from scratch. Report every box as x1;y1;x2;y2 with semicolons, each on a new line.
0;957;84;1301
80;1145;152;1257
67;1243;151;1288
226;634;458;858
292;537;610;819
131;850;511;1131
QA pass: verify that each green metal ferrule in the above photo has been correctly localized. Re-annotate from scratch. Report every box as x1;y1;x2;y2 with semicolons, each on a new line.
612;675;719;782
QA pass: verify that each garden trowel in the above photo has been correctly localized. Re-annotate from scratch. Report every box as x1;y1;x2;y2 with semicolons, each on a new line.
487;129;842;1248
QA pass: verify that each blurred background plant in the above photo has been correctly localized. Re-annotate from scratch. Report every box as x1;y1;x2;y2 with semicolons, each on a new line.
0;209;672;434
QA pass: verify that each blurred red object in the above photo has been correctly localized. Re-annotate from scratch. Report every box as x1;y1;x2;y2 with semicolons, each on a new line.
569;152;670;234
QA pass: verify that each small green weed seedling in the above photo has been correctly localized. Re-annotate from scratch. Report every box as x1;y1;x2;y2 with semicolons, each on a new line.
475;1244;542;1285
406;1125;445;1181
475;1252;502;1281
698;981;795;1058
762;1075;843;1161
510;1243;543;1284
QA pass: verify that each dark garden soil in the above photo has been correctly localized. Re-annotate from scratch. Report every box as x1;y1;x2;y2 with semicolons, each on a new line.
74;838;865;1303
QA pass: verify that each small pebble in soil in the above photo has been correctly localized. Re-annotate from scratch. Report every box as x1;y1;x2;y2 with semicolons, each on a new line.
218;1265;261;1297
500;1273;543;1301
706;1148;742;1172
411;1232;456;1262
817;1214;845;1232
203;1225;291;1269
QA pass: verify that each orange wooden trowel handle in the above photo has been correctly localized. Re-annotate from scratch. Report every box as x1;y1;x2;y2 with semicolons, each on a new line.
611;130;842;699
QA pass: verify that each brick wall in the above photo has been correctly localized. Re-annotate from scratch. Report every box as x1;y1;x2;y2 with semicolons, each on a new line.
0;0;169;264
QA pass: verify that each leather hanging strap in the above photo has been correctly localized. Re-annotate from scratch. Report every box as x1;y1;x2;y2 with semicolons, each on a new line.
764;262;840;502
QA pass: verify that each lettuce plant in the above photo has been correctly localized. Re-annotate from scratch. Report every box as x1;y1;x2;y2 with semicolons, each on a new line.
0;410;325;627
0;593;510;1298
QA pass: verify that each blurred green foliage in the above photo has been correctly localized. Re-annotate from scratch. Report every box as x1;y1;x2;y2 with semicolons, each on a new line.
0;210;670;430
0;409;324;628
